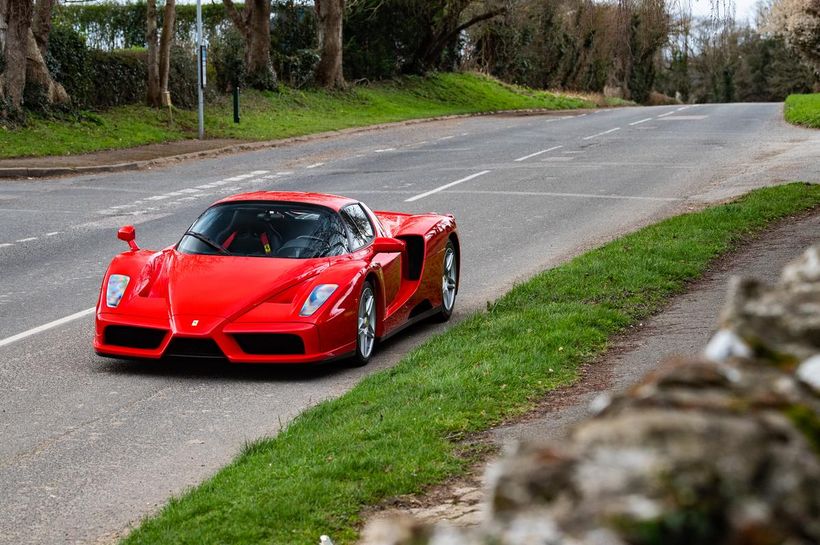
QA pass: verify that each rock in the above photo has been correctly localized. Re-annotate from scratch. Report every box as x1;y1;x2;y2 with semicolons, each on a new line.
360;244;820;545
797;355;820;394
718;244;820;364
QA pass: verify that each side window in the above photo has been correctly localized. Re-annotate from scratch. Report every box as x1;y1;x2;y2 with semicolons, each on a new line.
341;204;375;251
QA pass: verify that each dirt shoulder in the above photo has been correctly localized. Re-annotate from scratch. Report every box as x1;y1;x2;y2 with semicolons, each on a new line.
364;209;820;529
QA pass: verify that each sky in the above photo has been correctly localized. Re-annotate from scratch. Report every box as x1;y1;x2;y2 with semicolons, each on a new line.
686;0;764;24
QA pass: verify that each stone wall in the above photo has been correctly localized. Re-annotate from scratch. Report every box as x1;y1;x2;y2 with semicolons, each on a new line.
361;244;820;545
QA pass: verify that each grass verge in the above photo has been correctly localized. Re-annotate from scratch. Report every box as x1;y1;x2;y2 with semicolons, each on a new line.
784;93;820;128
0;72;590;159
122;183;820;545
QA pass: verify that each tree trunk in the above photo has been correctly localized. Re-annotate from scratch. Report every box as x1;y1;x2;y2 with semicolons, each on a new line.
411;4;507;74
315;0;344;88
146;0;160;107
25;26;67;103
31;0;52;55
158;0;175;101
0;0;32;111
1;0;9;54
223;0;276;90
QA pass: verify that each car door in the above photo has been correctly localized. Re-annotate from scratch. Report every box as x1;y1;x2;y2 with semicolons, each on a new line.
340;204;402;310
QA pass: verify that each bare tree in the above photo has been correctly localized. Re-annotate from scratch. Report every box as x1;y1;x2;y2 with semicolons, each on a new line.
223;0;277;89
159;0;176;103
315;0;345;88
146;0;160;106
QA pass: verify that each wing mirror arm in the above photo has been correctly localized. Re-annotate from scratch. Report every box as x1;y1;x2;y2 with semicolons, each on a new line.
372;237;405;254
118;225;140;251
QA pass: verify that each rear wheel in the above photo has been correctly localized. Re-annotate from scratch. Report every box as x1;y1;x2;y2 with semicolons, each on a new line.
435;240;458;322
352;281;376;366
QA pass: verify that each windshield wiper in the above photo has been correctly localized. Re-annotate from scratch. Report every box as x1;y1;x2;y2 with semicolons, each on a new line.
184;231;230;256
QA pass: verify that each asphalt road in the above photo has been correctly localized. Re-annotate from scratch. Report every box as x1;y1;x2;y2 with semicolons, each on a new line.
1;103;818;544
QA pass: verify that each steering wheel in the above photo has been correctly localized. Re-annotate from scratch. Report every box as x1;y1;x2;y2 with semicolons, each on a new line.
294;236;330;248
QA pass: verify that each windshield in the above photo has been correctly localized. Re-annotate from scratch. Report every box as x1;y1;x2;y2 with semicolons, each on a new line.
178;202;350;259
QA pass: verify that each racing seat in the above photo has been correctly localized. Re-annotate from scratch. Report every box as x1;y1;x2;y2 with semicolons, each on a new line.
223;210;282;256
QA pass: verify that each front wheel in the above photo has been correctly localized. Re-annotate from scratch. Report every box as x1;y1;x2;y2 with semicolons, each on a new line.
352;281;376;366
434;240;458;322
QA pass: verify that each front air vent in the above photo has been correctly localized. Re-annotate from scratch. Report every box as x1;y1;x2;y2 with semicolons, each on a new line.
233;334;305;355
104;325;167;349
165;337;225;359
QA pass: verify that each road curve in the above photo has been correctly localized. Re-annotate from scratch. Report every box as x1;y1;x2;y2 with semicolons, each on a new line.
0;103;818;544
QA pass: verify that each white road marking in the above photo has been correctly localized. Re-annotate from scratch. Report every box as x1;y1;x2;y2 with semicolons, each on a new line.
145;195;170;201
223;172;263;182
577;113;588;117
178;188;201;194
405;170;491;202
196;183;217;189
0;243;13;248
661;115;709;121
629;118;653;126
582;127;621;140
45;231;61;237
306;163;324;169
438;135;456;141
448;190;682;202
374;148;396;153
0;307;95;349
15;237;38;243
514;145;564;162
211;181;229;186
657;111;675;118
541;156;575;162
276;171;295;176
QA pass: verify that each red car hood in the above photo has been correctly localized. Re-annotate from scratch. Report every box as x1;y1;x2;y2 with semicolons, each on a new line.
163;252;328;319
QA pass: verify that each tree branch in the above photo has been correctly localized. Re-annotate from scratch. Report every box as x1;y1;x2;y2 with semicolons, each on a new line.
222;0;246;34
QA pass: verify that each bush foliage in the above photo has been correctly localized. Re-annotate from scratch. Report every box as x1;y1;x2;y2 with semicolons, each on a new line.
48;26;198;110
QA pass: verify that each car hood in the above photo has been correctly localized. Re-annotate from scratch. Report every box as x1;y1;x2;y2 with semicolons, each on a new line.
162;252;329;319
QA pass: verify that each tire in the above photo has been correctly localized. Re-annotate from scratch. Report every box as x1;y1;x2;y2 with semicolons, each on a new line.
434;240;458;322
351;280;377;366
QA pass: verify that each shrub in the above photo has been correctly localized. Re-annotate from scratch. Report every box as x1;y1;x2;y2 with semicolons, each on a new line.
48;25;198;110
86;49;147;107
48;25;92;105
210;27;246;92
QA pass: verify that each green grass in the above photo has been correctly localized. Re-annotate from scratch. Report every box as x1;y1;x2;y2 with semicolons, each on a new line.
784;93;820;128
0;72;591;159
121;182;820;545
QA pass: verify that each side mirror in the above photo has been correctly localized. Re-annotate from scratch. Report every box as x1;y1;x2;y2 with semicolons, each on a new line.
372;237;405;254
118;225;140;251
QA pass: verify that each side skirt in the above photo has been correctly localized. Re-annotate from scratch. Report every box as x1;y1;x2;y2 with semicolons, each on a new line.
378;306;444;344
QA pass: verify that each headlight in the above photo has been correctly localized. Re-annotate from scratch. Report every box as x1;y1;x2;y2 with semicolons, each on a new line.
300;284;338;317
106;274;130;308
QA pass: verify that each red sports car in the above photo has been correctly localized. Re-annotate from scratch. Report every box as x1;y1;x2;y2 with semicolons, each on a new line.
94;191;459;365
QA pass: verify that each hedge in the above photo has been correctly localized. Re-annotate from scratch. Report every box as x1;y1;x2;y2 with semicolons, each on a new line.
48;26;198;110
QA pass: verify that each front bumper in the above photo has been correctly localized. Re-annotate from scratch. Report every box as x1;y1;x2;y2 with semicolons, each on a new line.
94;312;354;364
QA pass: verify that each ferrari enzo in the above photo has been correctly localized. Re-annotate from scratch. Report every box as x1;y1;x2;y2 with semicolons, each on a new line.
94;191;459;365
